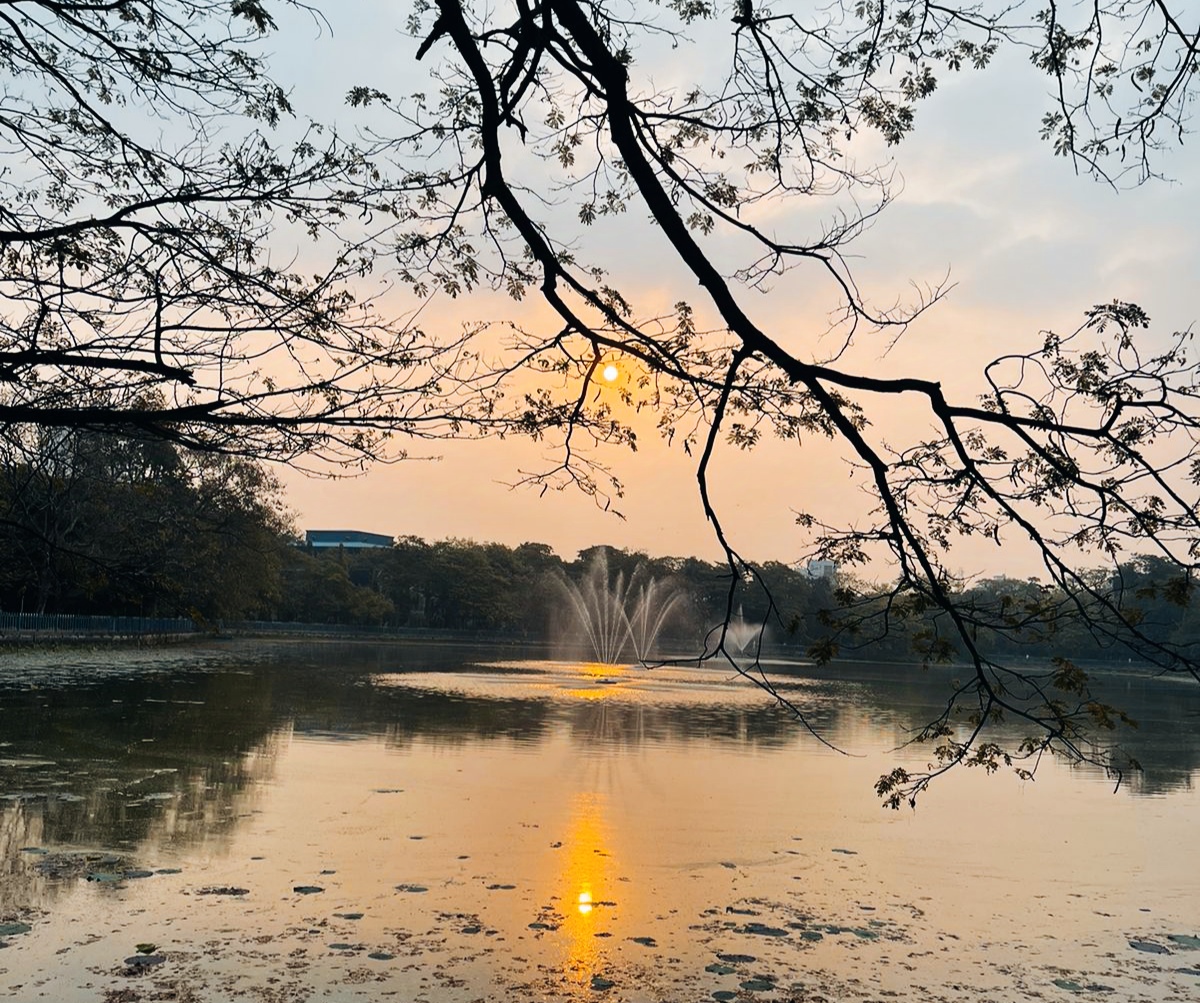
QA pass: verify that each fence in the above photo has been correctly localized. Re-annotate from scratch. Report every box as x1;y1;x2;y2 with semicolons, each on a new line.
0;612;197;636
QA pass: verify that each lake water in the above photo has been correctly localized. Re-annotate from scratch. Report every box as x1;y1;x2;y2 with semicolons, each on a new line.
0;640;1197;1002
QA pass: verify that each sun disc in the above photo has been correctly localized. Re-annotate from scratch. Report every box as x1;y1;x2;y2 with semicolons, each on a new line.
602;364;619;382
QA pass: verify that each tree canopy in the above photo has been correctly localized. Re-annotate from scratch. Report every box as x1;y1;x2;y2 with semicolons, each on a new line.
4;0;1200;803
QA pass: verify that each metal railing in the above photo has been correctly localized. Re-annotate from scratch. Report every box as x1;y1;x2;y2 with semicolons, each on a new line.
0;612;197;636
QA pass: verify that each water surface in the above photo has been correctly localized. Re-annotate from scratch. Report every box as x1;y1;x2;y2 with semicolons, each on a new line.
0;640;1197;1001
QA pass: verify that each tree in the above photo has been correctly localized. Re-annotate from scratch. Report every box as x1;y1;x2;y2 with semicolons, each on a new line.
0;426;290;618
0;1;493;463
368;0;1200;803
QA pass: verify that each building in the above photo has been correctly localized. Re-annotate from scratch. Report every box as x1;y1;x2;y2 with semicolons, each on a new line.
305;529;394;550
801;559;838;581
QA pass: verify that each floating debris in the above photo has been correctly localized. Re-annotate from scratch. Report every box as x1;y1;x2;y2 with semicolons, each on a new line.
831;848;858;855
394;884;428;893
197;886;248;896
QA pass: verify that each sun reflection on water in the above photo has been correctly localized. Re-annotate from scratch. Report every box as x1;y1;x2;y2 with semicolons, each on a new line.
560;791;614;984
563;661;634;701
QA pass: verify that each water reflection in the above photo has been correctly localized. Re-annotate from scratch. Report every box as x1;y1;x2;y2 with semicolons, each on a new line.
560;792;614;985
0;640;1196;1002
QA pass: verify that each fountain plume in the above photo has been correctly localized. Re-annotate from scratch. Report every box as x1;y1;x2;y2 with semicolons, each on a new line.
557;551;682;664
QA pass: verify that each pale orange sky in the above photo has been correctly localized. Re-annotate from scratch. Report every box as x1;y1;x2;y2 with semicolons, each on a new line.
273;6;1200;576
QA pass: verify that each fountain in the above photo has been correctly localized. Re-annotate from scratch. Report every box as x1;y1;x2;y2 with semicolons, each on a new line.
556;551;682;664
724;604;763;655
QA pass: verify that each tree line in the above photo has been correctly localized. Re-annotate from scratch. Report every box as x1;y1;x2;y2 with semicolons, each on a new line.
1;427;1194;669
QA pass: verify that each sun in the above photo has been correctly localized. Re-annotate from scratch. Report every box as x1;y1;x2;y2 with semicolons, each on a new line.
601;363;619;382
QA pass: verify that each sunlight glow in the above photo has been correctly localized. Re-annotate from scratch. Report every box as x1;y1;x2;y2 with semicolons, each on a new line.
602;363;619;382
577;890;593;914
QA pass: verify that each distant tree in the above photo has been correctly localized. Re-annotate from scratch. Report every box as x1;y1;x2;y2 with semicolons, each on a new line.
277;548;395;625
0;427;289;618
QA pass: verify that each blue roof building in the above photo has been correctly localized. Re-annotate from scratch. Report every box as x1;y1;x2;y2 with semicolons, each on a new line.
305;529;394;550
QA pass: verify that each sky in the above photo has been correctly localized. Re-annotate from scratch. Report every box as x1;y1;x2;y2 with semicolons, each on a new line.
265;3;1200;575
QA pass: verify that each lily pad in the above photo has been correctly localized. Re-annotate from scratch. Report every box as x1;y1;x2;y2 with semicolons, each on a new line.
528;921;558;931
123;954;166;967
740;978;776;992
368;951;394;961
1168;935;1200;950
1176;967;1200;977
461;925;482;934
630;936;656;946
851;928;880;940
742;922;788;937
328;943;355;951
1053;979;1085;992
155;868;182;875
705;963;736;975
800;931;824;942
86;872;125;884
123;870;154;880
0;923;31;936
717;953;756;964
1130;940;1170;954
19;847;47;855
394;884;427;893
486;883;516;890
333;912;364;920
293;885;324;895
712;992;737;1002
590;975;615;991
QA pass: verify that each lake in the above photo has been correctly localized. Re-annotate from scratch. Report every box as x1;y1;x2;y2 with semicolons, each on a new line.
0;640;1197;1001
